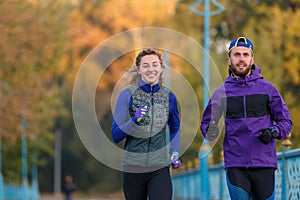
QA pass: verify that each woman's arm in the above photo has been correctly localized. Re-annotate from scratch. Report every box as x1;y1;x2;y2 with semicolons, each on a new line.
111;89;138;143
168;92;180;154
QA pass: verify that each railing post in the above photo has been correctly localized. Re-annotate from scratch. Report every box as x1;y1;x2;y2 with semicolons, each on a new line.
187;160;193;198
22;117;29;200
281;135;292;200
0;173;3;200
0;138;3;200
0;137;2;177
194;158;200;198
31;152;39;200
181;164;187;199
219;151;224;199
199;144;210;200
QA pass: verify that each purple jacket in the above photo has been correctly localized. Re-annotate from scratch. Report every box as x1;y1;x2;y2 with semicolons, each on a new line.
200;65;292;169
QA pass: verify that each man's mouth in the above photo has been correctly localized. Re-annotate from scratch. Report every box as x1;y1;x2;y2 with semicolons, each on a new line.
236;64;246;69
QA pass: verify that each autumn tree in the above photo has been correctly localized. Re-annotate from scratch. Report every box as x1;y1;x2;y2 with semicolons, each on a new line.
0;0;68;181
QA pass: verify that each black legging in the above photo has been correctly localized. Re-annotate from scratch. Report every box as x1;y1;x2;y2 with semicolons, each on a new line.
226;167;275;200
122;167;172;200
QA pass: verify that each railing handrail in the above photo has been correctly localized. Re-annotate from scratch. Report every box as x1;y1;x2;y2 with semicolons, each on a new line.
277;148;300;158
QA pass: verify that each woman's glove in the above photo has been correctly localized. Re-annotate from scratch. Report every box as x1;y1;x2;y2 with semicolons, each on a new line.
171;152;181;169
134;106;148;123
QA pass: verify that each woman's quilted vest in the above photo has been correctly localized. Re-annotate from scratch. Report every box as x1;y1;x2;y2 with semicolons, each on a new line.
122;84;170;170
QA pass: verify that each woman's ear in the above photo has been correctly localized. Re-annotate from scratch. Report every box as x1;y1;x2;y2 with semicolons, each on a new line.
136;65;141;74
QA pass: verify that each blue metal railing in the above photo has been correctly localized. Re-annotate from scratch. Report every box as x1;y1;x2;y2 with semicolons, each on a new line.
0;174;39;200
276;148;300;199
0;117;39;200
172;147;300;200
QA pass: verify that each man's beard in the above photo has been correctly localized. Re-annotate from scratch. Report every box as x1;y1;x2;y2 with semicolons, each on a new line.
229;63;252;78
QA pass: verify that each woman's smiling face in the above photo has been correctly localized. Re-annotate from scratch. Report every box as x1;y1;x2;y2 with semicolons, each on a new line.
137;54;164;86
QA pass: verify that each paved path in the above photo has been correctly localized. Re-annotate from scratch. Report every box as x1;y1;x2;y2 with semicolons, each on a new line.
40;194;123;200
41;198;122;200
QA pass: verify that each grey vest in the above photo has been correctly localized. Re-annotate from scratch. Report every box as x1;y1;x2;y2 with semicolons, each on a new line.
122;84;170;169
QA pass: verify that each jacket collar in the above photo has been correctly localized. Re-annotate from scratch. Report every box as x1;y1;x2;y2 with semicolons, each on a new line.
226;64;263;83
138;79;161;93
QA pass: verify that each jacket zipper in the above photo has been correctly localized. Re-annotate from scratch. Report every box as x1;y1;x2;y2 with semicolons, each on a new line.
146;86;154;165
242;85;251;166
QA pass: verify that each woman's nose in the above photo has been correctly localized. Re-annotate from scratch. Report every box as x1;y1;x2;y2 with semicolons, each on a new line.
148;65;154;70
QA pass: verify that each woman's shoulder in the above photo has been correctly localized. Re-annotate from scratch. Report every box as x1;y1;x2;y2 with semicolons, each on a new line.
161;87;177;102
118;88;132;99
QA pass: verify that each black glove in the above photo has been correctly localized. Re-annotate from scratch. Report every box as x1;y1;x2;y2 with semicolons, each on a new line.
257;127;277;145
205;121;219;141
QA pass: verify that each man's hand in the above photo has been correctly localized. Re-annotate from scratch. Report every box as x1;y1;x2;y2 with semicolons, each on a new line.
257;127;277;145
134;106;148;123
171;152;181;169
206;121;219;141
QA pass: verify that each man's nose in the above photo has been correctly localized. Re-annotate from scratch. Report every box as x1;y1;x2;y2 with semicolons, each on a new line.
239;55;246;61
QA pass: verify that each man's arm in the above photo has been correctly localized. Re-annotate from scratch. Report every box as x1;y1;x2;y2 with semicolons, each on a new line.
269;87;292;140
